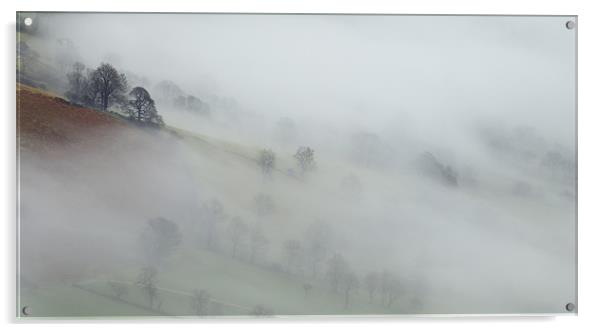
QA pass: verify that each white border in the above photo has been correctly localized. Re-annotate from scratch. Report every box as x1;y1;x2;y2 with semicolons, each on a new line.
3;0;602;331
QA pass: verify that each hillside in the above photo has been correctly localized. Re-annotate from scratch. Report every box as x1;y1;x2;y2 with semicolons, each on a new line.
17;84;129;154
17;85;388;317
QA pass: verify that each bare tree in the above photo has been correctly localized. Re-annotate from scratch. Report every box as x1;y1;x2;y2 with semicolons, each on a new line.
305;221;333;278
136;266;159;309
378;270;403;308
303;283;313;298
65;62;88;105
258;149;276;178
364;272;379;303
249;223;269;264
128;86;163;126
140;217;182;266
199;198;226;251
418;152;459;187
89;63;127;111
294;146;316;174
249;304;274;316
228;217;249;259
283;239;303;274
378;270;391;306
253;193;275;218
153;80;184;103
384;275;403;308
108;280;128;300
174;94;210;114
55;38;80;73
342;270;359;309
326;253;349;293
190;289;211;316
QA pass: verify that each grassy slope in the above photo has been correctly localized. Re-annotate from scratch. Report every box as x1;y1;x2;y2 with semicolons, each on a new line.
18;86;390;317
32;246;389;317
19;285;155;318
18;85;573;317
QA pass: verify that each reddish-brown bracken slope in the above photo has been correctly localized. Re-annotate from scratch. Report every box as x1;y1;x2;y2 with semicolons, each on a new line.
17;84;128;154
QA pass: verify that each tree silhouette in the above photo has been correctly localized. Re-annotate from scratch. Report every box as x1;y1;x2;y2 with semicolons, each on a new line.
199;198;226;251
190;289;211;316
326;253;349;293
136;266;159;309
364;272;379;303
305;221;333;278
65;62;89;105
249;223;269;264
228;217;249;259
294;146;316;174
140;217;182;266
258;149;276;177
89;63;127;111
283;239;303;274
342;269;359;309
128;86;163;126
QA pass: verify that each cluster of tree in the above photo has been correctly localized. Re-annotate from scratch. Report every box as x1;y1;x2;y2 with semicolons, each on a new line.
256;145;317;180
153;80;211;115
258;149;276;178
280;237;364;309
107;280;128;300
294;146;316;175
197;198;226;251
190;193;397;312
418;152;459;187
140;217;182;267
174;95;210;115
325;253;359;309
65;62;126;110
363;270;403;308
278;221;404;310
65;62;164;126
249;304;274;316
131;265;227;315
279;221;333;278
194;292;234;316
349;132;393;168
131;186;403;314
132;202;404;313
128;87;163;127
136;217;183;311
279;222;361;309
195;196;272;265
136;266;161;309
153;80;184;101
253;193;275;217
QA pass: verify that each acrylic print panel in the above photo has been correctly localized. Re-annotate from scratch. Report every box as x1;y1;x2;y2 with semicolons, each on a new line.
16;12;576;317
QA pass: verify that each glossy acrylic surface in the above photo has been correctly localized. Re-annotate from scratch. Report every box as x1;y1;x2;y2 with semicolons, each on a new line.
17;13;576;317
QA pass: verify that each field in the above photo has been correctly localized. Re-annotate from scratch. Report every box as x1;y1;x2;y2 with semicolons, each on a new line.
20;244;388;317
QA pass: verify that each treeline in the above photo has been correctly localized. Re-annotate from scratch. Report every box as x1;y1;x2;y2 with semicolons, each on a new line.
153;80;211;115
134;194;403;313
127;136;401;314
65;62;164;127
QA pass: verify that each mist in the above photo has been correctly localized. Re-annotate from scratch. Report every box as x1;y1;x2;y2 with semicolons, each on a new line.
18;13;576;316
